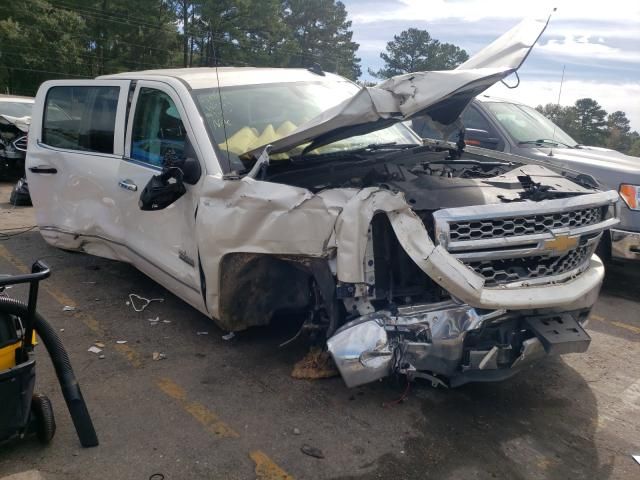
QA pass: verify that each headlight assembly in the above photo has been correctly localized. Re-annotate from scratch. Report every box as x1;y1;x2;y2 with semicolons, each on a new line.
619;184;640;210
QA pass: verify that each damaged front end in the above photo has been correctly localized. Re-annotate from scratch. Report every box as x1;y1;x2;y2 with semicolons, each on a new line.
328;303;592;388
0;114;29;178
326;184;616;388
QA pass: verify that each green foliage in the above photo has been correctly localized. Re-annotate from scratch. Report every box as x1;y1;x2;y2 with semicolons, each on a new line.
283;0;361;79
574;97;607;145
0;0;89;94
0;0;362;97
536;100;639;157
371;27;468;78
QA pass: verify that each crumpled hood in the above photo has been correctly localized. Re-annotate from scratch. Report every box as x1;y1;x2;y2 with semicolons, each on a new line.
0;114;30;133
247;13;552;157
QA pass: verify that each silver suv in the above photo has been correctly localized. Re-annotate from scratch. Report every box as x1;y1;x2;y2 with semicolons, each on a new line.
413;95;640;262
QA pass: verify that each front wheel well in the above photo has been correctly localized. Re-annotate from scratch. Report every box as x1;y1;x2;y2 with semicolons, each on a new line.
217;253;339;333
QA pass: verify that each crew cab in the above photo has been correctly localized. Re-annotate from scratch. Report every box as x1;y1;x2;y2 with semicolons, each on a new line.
26;15;620;388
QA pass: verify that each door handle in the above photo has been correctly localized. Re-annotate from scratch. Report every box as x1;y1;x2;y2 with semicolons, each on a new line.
118;179;138;192
29;166;57;174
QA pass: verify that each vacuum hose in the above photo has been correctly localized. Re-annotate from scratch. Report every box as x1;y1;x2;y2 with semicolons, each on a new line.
0;297;99;447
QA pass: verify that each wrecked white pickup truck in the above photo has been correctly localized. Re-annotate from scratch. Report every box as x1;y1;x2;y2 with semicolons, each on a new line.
27;15;619;388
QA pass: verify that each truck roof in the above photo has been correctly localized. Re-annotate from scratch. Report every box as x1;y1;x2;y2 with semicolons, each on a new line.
475;94;526;106
99;67;346;90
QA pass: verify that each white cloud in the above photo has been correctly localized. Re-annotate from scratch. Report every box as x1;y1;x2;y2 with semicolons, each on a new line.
486;79;640;131
351;0;640;26
537;35;640;63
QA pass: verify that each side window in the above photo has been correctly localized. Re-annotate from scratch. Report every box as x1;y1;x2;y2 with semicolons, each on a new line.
130;88;186;167
43;86;119;154
461;106;493;132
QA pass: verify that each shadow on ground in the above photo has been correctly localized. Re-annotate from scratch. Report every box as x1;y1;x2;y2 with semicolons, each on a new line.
336;358;612;480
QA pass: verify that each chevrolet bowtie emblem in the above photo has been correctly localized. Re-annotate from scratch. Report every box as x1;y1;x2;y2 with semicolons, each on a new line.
543;234;578;254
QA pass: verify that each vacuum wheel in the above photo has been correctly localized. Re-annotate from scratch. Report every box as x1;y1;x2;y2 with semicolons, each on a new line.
31;393;56;444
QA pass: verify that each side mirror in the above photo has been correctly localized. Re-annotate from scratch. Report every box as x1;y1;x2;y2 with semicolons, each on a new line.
138;167;186;211
159;135;202;185
180;135;202;185
465;128;500;149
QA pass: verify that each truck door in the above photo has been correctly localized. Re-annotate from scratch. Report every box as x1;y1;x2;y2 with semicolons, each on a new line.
117;81;204;311
27;80;131;258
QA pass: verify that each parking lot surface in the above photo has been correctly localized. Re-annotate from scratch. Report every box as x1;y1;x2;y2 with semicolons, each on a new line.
0;182;639;480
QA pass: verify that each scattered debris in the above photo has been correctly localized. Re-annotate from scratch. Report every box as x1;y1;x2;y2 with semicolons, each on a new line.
152;352;167;361
99;355;105;360
301;444;324;459
291;347;339;380
197;331;209;336
162;320;171;324
62;305;76;312
148;316;160;325
128;293;164;312
293;428;301;435
94;341;105;348
88;346;102;354
116;340;127;344
222;332;235;341
633;455;640;465
59;328;65;332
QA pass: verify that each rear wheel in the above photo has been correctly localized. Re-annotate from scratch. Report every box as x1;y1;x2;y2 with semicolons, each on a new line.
31;393;56;444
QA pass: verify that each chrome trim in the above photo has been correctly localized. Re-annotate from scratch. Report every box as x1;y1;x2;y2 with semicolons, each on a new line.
431;191;618;287
37;140;121;160
610;228;640;260
477;250;595;289
12;135;27;152
453;231;603;261
433;190;618;225
118;179;138;191
445;219;617;254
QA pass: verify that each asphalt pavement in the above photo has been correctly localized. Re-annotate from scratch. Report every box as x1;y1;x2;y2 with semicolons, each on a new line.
0;182;639;480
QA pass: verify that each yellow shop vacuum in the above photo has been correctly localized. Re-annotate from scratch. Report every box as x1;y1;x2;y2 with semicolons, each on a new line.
0;261;98;447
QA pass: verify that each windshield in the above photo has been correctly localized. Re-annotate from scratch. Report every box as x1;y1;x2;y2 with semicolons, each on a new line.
0;101;33;118
484;101;578;147
192;81;419;170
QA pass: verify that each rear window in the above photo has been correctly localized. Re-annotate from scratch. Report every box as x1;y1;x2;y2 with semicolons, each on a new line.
43;86;119;154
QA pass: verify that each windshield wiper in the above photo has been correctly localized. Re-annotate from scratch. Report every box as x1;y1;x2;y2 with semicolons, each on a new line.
518;139;576;148
291;142;419;163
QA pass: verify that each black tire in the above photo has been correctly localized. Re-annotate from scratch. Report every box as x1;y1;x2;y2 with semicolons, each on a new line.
31;393;56;444
9;179;32;206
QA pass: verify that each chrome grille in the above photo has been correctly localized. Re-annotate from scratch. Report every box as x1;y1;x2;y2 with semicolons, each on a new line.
467;245;591;286
449;207;603;242
432;191;619;287
12;135;27;152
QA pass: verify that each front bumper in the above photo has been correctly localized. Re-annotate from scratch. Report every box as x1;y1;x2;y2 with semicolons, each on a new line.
328;304;593;388
328;250;602;389
610;228;640;260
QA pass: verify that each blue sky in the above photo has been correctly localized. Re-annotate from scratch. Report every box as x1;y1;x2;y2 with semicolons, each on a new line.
342;0;640;131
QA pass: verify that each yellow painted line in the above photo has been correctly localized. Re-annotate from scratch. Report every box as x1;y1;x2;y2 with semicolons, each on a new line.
114;343;143;369
1;244;293;476
156;377;239;438
0;244;106;338
591;314;640;335
250;450;295;480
